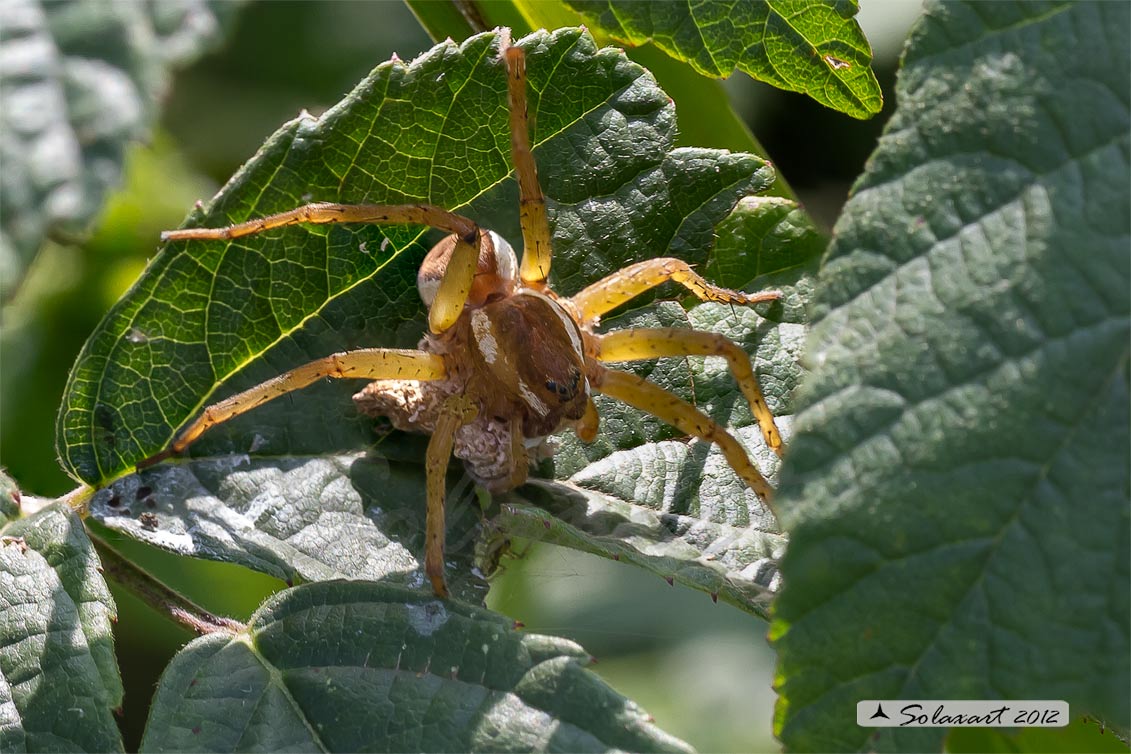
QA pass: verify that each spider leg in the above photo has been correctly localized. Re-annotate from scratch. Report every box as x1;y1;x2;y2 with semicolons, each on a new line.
501;41;552;286
575;397;600;442
507;414;531;489
425;394;478;598
569;258;781;326
161;202;481;333
161;202;479;242
594;328;783;457
591;364;776;509
159;349;446;456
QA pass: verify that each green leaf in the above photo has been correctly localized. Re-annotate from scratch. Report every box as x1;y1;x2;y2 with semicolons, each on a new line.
494;198;819;615
502;0;795;192
497;480;786;615
140;580;692;753
564;0;883;119
772;2;1130;750
57;27;775;484
63;28;809;611
706;196;826;290
404;0;481;41
88;451;491;604
0;0;240;302
0;471;19;525
0;503;123;752
948;717;1131;754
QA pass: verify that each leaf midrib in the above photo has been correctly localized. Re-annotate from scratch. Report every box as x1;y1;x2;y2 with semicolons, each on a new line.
244;633;331;753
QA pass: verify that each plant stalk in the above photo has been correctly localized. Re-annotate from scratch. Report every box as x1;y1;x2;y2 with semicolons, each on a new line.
90;531;245;636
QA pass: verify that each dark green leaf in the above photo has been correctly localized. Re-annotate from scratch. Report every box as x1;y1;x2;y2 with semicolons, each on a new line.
772;2;1130;750
497;480;785;616
0;503;123;752
57;27;775;485
89;451;491;604
64;28;809;613
497;198;819;614
0;0;240;302
405;0;482;41
705;196;826;291
948;717;1131;754
564;0;883;118
140;580;692;753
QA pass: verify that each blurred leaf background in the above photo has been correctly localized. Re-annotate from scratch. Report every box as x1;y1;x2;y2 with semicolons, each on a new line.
0;1;923;750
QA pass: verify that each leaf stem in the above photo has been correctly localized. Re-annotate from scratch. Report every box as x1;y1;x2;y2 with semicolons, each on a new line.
57;483;94;515
406;0;485;41
90;531;245;636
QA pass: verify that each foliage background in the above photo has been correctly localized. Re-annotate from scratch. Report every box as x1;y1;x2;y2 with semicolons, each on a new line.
18;2;1111;752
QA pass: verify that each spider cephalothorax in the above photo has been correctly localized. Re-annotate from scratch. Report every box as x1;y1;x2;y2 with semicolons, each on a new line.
148;32;784;598
355;231;589;493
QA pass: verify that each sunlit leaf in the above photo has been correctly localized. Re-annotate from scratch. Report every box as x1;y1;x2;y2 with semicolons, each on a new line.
564;0;883;118
0;503;123;752
89;451;491;605
63;28;813;615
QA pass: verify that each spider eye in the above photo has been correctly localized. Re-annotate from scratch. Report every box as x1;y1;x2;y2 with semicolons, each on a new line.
545;372;580;401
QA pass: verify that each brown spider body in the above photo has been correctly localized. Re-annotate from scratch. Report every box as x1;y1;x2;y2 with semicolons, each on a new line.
151;33;786;598
355;232;588;492
445;290;589;440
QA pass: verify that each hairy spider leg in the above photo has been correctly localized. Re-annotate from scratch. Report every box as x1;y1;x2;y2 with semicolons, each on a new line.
161;202;482;333
156;349;447;458
592;366;776;508
594;329;783;457
425;394;479;598
502;43;553;286
569;258;782;327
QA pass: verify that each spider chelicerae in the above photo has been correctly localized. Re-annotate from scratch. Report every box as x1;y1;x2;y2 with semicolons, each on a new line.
145;32;785;598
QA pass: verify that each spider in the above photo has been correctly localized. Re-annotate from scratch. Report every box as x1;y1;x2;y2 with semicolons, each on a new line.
146;34;785;599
